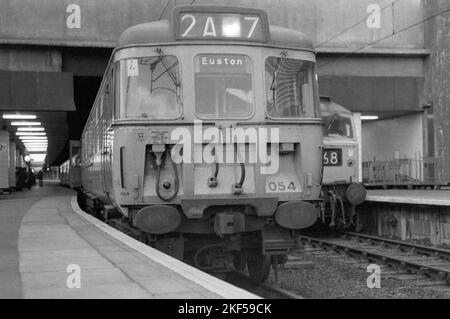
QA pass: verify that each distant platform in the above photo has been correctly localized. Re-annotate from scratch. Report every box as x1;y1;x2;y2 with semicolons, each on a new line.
0;186;258;299
366;189;450;206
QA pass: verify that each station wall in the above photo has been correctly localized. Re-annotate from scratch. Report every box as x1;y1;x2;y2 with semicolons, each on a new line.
361;113;424;179
0;0;425;50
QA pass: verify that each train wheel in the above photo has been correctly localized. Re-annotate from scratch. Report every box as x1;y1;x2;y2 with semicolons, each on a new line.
247;253;270;284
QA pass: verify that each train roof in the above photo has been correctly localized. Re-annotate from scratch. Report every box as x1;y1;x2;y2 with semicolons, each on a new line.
117;6;314;51
320;96;352;115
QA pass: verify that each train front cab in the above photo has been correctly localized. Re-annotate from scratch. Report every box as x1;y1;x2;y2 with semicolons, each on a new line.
79;6;324;283
320;97;366;228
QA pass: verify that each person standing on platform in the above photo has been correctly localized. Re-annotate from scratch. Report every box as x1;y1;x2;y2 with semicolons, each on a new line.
37;170;44;187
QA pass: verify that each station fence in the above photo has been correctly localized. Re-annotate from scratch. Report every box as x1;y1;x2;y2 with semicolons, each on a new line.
362;157;446;186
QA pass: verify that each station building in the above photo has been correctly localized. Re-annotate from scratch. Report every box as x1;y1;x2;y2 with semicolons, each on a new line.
0;0;449;187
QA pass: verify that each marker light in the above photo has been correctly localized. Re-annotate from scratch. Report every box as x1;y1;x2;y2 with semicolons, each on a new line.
16;132;46;136
11;121;41;126
3;114;36;120
24;155;31;162
222;16;241;37
17;127;45;132
361;115;379;121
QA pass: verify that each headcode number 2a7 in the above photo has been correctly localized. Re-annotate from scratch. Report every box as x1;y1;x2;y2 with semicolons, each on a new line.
267;181;296;192
181;14;259;38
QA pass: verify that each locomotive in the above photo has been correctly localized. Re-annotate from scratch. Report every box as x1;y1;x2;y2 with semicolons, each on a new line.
320;96;366;228
75;5;324;283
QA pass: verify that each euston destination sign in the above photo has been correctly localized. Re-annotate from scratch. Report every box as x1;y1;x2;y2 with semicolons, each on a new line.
174;7;269;42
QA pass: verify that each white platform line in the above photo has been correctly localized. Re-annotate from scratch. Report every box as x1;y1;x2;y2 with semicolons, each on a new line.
70;197;259;299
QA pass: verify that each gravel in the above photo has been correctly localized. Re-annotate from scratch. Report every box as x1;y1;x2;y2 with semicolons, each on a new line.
265;249;450;299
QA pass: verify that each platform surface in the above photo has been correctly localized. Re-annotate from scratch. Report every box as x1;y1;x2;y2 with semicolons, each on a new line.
0;185;258;299
366;189;450;206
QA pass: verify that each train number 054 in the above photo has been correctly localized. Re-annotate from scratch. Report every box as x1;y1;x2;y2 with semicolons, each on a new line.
267;181;297;192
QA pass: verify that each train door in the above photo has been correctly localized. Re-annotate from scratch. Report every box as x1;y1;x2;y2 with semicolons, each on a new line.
101;71;114;196
69;140;81;188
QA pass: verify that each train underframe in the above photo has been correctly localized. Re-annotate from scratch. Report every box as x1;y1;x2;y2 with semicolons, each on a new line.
77;191;301;284
320;182;366;229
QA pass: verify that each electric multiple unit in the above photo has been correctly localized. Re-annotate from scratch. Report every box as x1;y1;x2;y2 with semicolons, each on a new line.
76;5;323;283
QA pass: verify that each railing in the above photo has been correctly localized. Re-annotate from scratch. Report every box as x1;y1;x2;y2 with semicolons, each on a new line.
362;157;445;185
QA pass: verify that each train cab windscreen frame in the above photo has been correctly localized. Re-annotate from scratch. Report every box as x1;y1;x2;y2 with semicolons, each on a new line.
265;57;315;118
117;55;182;120
194;54;254;119
323;112;354;138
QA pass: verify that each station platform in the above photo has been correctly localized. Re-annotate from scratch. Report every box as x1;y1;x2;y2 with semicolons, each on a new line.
366;189;450;206
0;186;258;299
358;189;450;246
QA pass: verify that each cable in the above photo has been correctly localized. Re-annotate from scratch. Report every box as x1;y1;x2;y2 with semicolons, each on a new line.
318;5;450;69
316;0;402;48
236;145;246;188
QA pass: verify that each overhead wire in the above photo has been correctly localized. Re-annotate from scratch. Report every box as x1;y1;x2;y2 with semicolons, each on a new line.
316;0;402;48
318;5;450;69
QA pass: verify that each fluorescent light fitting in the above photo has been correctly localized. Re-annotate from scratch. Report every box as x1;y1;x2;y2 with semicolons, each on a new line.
11;121;41;126
361;115;379;121
16;132;46;136
17;127;45;132
24;142;48;145
19;136;48;140
3;114;36;120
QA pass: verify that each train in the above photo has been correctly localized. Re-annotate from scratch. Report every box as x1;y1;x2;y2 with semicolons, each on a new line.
70;5;324;283
59;140;81;189
319;96;366;228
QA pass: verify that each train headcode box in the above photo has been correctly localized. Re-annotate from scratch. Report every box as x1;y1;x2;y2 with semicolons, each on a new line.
174;6;269;42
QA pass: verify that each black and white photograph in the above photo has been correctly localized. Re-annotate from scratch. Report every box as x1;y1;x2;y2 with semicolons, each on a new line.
0;0;449;305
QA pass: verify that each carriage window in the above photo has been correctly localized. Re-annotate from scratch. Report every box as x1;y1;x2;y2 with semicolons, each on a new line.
194;54;253;118
118;56;181;119
265;57;315;118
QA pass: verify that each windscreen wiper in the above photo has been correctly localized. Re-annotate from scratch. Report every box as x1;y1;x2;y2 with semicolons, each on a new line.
269;50;288;91
326;113;338;132
269;50;288;107
154;48;180;88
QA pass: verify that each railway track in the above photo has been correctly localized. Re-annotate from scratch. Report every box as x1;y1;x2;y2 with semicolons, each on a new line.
108;217;304;298
298;232;450;286
226;271;304;299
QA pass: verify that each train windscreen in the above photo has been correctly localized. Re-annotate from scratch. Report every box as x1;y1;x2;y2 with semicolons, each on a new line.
323;114;354;138
118;55;181;119
194;54;253;119
265;57;315;118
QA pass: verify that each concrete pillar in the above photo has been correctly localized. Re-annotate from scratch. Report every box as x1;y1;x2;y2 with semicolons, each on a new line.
423;0;450;182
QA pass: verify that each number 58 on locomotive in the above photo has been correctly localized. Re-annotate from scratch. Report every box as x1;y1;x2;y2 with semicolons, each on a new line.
76;5;324;283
